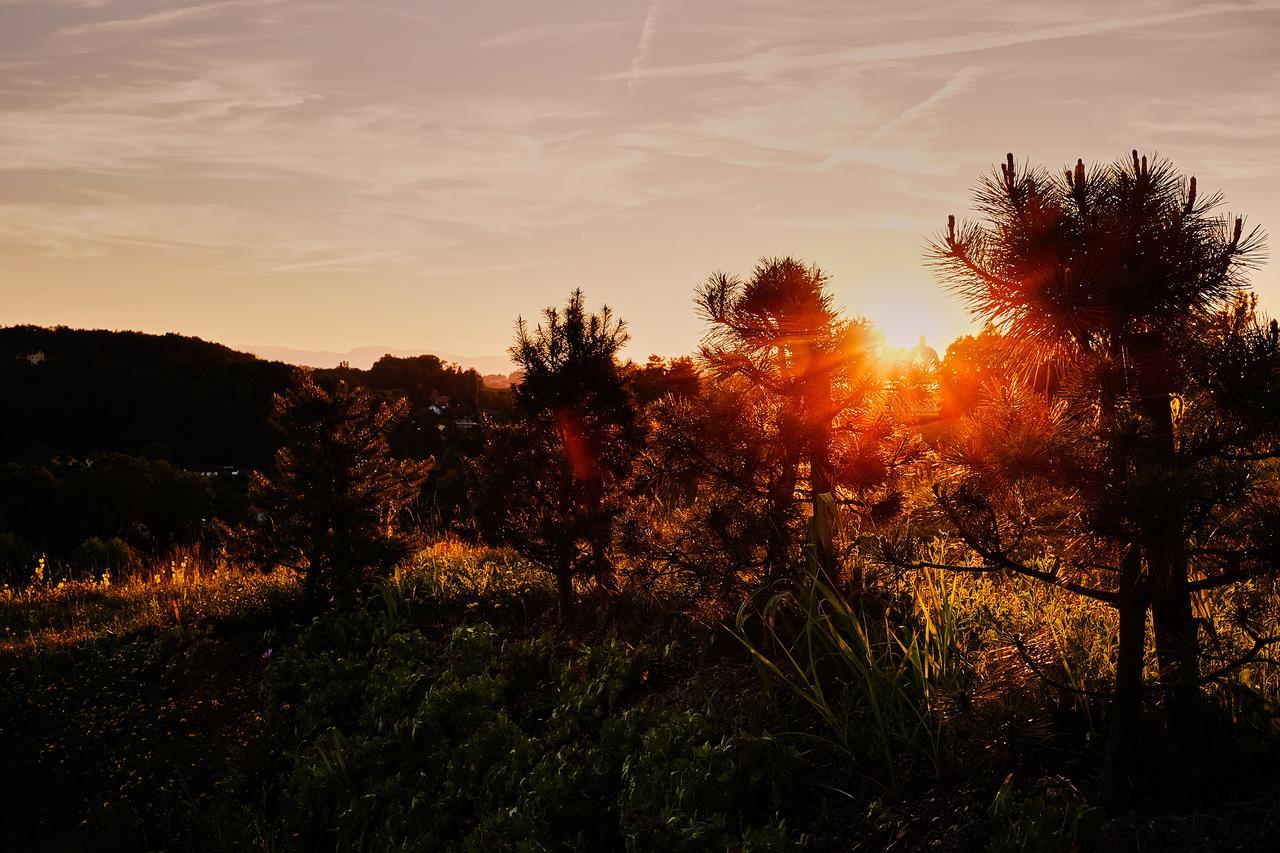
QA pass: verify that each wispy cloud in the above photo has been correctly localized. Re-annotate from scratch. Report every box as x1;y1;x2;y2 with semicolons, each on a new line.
481;20;624;48
820;66;980;169
266;250;405;274
57;1;259;37
602;2;1279;82
342;1;433;27
3;0;1279;355
0;0;109;6
628;5;662;93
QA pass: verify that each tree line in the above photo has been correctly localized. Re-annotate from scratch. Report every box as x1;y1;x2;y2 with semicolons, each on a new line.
0;335;517;575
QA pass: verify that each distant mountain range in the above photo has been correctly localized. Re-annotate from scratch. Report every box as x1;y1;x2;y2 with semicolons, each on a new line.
240;344;514;375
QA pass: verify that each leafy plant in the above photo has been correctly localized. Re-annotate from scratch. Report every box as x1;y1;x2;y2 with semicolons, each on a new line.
736;514;968;787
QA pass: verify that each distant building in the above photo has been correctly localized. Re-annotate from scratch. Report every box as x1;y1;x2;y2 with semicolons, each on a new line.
909;336;939;367
18;350;45;365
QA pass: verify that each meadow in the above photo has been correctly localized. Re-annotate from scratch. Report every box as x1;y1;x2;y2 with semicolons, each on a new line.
2;541;1277;851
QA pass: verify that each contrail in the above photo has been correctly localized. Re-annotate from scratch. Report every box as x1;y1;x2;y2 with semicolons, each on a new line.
821;66;980;169
628;5;662;93
604;1;1278;82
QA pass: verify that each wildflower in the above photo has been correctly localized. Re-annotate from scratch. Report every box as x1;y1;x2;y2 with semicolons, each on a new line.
262;648;273;660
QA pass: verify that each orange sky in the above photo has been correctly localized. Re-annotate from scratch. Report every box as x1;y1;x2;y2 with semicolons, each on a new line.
2;1;1279;362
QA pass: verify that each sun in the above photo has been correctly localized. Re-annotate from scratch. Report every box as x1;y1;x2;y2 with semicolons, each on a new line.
864;293;937;353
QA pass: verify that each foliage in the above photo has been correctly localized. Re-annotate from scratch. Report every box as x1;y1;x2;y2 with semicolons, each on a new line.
2;541;1279;850
0;325;294;469
986;776;1103;853
0;455;216;583
695;258;905;575
0;563;298;852
626;354;702;405
260;603;802;850
250;372;431;608
736;542;969;787
910;150;1280;770
623;384;804;603
472;289;642;619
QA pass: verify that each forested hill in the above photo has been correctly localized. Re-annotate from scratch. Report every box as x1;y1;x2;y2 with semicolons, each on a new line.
0;326;509;469
0;326;296;468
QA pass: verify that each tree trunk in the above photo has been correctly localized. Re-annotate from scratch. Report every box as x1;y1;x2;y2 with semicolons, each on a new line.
1149;538;1201;767
764;456;798;578
584;481;618;596
558;411;617;597
803;346;838;582
1103;545;1148;796
304;543;325;614
1131;332;1202;766
556;569;575;624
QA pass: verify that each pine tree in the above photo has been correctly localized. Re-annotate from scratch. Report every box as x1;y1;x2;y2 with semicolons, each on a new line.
906;151;1278;778
472;290;640;621
251;372;430;609
696;257;906;582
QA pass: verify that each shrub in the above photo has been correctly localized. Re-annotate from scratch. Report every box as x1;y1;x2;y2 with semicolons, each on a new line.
68;536;141;578
0;532;35;586
261;609;802;850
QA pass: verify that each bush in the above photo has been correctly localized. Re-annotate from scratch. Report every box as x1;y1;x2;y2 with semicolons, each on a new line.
0;532;35;586
68;536;141;578
261;609;802;850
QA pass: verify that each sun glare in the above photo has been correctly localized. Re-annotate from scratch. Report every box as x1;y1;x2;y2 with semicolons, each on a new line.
864;292;940;353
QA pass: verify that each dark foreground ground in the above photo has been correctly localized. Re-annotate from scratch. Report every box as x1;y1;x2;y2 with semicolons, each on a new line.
2;549;1278;851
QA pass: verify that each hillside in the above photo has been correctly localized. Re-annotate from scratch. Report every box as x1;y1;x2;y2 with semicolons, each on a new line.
0;326;295;469
242;343;514;375
0;326;515;469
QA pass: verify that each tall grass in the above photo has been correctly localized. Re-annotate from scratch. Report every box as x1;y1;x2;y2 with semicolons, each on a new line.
735;558;968;788
0;552;296;653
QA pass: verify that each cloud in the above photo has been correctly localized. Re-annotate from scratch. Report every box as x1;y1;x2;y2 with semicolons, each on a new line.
0;0;109;6
601;1;1279;82
745;211;935;232
0;199;453;269
342;1;433;27
820;66;980;169
628;5;662;93
481;20;624;48
57;0;268;37
266;250;404;274
4;0;1279;355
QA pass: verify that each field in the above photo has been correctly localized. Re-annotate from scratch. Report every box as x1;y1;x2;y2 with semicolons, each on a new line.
3;545;1278;852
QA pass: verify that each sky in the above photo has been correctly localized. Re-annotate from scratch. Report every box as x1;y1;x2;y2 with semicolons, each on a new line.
2;0;1279;362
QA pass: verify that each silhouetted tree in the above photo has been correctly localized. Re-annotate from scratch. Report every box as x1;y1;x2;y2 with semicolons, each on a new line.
696;258;906;581
472;411;618;620
0;455;214;575
473;290;640;620
903;151;1276;777
628;355;702;405
251;372;430;610
621;381;805;604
